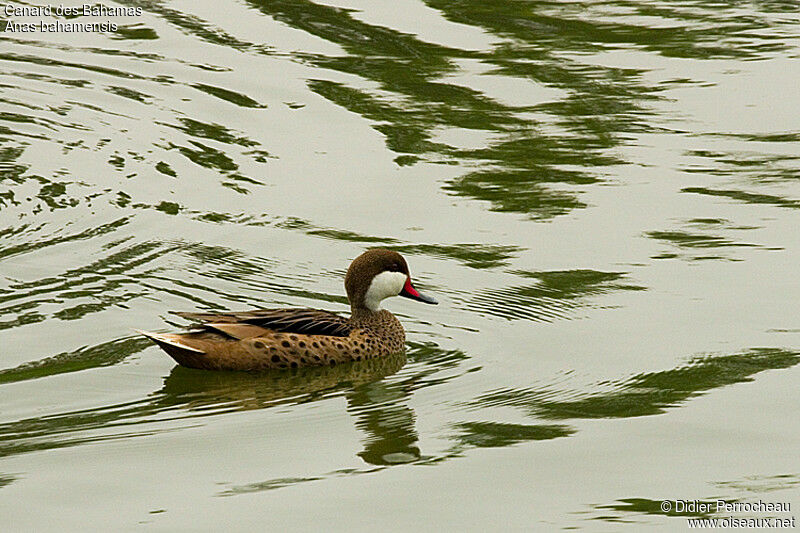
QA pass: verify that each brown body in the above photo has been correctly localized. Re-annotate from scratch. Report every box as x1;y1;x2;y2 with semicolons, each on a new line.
147;309;405;371
139;249;436;371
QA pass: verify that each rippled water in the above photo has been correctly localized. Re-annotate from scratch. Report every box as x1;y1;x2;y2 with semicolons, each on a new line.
1;0;799;529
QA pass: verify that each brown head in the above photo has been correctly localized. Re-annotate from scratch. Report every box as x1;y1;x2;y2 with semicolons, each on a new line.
345;249;437;313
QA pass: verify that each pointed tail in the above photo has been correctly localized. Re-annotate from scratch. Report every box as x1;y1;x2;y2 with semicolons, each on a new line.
136;329;210;369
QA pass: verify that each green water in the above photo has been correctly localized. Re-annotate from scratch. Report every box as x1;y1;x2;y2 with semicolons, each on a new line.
1;0;799;530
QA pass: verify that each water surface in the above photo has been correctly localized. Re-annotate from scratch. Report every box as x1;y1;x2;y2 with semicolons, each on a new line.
1;0;799;530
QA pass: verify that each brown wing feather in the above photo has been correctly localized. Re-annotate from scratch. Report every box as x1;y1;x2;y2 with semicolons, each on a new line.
172;308;351;337
204;323;272;340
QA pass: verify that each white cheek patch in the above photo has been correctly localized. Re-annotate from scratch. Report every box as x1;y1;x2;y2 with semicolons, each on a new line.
364;271;407;311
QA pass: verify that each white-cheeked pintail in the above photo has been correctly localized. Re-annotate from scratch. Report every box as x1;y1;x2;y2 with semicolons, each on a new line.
138;249;437;371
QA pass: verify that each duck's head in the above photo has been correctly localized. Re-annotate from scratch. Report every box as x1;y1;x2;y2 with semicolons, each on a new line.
345;249;437;312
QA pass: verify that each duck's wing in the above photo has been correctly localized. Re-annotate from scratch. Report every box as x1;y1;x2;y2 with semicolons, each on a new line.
172;308;352;338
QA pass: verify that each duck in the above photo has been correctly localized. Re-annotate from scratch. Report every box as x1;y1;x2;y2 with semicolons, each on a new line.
138;249;437;371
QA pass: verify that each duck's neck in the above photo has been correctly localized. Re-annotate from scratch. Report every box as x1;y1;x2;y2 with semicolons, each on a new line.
350;306;385;324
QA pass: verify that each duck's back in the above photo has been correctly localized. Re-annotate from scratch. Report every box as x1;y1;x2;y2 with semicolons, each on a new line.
141;308;406;371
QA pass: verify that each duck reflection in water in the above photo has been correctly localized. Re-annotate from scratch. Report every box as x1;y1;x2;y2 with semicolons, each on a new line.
159;351;420;465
